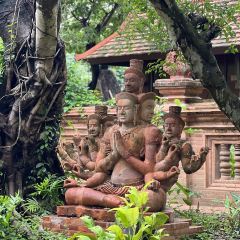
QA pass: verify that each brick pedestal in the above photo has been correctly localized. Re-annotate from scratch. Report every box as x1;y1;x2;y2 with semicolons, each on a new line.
42;205;203;239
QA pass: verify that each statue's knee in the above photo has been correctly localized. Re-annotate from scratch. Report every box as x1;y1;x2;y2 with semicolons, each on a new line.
65;187;85;205
146;189;166;212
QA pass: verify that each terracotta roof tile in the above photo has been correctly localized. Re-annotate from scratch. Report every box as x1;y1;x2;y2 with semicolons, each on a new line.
75;0;240;61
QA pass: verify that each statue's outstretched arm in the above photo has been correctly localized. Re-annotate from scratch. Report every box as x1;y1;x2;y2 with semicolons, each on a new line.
57;144;77;170
181;142;209;174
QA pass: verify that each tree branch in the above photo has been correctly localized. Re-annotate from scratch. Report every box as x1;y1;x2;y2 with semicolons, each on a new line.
95;3;119;33
35;0;60;84
149;0;240;130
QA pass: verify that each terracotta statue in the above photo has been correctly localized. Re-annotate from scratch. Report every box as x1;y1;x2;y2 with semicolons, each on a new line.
64;92;166;211
57;114;103;180
163;51;192;79
102;115;115;134
71;114;103;179
95;105;108;118
57;140;80;171
138;92;156;125
124;59;145;95
137;92;176;189
145;106;209;192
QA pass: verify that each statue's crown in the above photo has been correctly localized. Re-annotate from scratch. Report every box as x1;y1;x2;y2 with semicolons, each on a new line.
88;114;102;123
169;106;182;115
164;106;185;127
124;59;146;81
116;92;138;104
95;105;108;117
138;92;156;104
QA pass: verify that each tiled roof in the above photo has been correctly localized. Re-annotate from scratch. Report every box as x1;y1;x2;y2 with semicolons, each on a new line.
75;1;240;62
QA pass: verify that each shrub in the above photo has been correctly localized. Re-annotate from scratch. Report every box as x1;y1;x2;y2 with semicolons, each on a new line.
71;185;169;240
64;55;103;112
0;194;67;240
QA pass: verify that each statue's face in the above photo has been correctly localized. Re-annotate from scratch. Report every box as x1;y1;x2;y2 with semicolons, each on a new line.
124;73;142;94
140;99;155;123
88;119;101;137
117;99;135;124
164;117;182;139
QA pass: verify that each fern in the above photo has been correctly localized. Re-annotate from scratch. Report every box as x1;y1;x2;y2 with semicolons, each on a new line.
29;174;65;213
23;198;45;214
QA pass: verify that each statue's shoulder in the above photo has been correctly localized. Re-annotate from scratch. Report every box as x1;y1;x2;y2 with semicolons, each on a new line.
102;124;119;140
144;124;162;144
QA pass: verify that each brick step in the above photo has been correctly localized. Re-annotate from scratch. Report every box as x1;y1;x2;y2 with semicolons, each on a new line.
57;205;175;223
42;214;203;239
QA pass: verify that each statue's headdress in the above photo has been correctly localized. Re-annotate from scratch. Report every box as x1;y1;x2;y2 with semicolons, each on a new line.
163;106;185;127
138;92;156;104
115;92;139;104
87;114;102;124
124;59;146;81
95;105;108;118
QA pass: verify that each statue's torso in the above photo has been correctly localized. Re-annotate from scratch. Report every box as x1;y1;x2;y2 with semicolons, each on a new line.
108;125;145;185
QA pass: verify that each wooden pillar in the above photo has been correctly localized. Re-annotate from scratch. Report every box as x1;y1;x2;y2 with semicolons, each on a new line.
219;144;231;180
234;144;240;180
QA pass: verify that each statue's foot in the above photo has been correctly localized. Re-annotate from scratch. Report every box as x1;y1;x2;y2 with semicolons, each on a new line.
64;178;79;188
103;194;123;208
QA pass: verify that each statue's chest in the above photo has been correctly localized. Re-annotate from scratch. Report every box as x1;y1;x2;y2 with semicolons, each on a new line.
122;129;145;157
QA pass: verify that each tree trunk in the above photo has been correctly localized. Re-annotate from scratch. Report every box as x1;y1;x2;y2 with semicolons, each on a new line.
149;0;240;131
88;63;100;90
0;0;65;195
86;42;100;90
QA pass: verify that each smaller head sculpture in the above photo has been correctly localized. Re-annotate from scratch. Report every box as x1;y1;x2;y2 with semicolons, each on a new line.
102;115;115;133
124;59;146;95
95;105;108;118
116;92;138;125
163;106;185;139
138;92;156;124
87;114;102;137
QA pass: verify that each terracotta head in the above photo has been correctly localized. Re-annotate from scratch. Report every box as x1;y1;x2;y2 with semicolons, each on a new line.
102;115;115;133
124;59;146;95
138;92;156;124
87;114;102;137
116;92;138;125
95;105;108;118
163;106;185;139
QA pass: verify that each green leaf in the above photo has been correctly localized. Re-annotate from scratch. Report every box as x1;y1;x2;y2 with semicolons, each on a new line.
132;223;149;240
80;216;95;228
107;225;125;240
225;195;230;209
114;207;139;228
174;99;187;110
154;212;169;226
125;187;148;208
231;192;240;204
183;198;192;207
68;233;92;240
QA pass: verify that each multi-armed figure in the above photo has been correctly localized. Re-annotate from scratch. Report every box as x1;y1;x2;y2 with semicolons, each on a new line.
145;106;209;192
58;114;106;179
